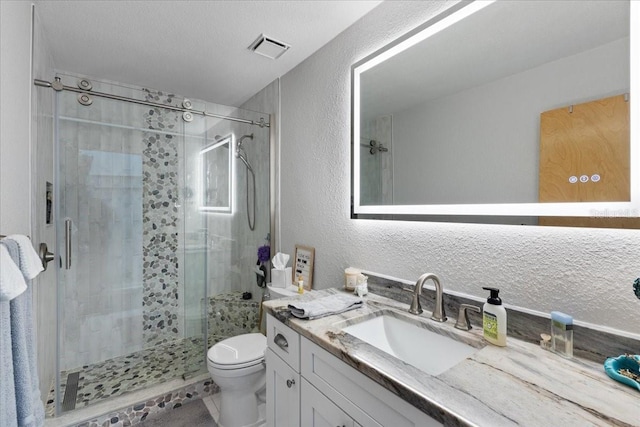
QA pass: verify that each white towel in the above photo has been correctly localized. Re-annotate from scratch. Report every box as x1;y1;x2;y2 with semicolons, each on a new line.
0;245;27;301
6;235;43;280
288;293;364;320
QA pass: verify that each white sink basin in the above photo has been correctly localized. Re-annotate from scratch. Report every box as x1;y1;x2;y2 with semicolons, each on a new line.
342;313;479;376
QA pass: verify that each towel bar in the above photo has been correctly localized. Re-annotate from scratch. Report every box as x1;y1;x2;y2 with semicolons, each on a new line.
0;234;55;271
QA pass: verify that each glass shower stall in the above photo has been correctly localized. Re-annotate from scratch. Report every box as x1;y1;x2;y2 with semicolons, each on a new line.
47;74;271;415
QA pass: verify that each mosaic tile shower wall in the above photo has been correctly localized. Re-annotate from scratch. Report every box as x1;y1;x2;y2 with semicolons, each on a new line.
207;291;260;345
141;89;181;346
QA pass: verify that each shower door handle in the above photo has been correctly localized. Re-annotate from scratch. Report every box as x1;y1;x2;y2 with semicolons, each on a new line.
65;219;72;269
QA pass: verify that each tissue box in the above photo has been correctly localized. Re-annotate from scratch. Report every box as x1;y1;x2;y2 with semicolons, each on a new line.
271;267;292;288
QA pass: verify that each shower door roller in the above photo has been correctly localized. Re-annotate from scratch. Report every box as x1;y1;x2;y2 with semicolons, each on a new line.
77;79;93;91
182;111;194;122
77;93;93;106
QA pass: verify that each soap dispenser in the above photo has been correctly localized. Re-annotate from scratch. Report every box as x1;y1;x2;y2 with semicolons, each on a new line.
482;287;507;346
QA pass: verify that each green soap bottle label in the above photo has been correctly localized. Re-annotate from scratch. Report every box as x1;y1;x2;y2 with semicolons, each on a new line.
484;311;498;340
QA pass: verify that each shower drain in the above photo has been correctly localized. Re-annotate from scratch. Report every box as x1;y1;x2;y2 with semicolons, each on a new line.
61;372;80;412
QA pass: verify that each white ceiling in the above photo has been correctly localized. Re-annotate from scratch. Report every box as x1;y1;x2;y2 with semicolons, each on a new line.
34;0;382;107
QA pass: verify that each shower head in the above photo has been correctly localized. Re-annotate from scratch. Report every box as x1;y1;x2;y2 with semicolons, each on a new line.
237;133;254;150
235;134;255;173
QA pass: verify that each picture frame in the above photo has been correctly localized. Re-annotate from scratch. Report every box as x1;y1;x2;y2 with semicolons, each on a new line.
293;244;315;290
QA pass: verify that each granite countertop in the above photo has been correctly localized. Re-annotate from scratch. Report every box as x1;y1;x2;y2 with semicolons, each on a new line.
262;289;638;427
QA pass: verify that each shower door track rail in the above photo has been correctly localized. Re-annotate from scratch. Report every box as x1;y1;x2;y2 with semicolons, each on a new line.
34;78;270;128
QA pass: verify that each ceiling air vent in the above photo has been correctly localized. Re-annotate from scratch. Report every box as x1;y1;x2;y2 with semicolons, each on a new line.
248;34;291;60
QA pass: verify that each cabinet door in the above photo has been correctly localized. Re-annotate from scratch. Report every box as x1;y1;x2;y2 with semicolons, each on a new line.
301;337;441;427
266;348;300;427
301;379;355;427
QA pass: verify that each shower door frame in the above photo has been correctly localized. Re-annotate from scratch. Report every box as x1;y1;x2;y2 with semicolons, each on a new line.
41;77;277;417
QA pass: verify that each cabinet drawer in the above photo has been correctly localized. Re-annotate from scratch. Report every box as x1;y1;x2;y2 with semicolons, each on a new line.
301;337;442;427
266;314;300;372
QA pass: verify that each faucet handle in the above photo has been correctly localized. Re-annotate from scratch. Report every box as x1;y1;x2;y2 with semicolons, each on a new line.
455;304;481;331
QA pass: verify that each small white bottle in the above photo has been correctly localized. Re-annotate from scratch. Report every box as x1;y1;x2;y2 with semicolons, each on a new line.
482;287;507;346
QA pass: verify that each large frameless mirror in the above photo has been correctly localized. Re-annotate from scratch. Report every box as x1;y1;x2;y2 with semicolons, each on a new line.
351;0;640;225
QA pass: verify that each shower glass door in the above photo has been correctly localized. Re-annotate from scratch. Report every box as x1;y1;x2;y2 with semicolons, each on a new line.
51;73;273;417
54;77;206;414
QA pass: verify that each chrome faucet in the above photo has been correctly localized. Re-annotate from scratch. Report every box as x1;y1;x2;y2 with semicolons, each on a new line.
409;273;447;322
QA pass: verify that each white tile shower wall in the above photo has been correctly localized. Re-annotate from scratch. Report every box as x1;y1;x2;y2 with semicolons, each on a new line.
279;1;640;335
57;87;147;370
180;128;209;339
237;80;279;289
204;99;274;301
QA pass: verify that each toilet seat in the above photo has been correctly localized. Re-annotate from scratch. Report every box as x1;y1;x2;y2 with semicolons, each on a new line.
208;333;266;370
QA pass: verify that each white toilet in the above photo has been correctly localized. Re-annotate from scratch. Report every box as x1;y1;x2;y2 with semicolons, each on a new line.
207;287;303;426
208;332;267;427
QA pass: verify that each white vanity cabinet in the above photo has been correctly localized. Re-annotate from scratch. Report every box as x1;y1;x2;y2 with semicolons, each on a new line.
266;314;301;426
266;314;442;427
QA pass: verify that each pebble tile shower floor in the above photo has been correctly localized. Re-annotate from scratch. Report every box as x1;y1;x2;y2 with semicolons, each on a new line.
46;291;260;417
46;337;207;415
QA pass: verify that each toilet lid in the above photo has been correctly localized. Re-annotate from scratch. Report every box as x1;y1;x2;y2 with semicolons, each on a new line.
208;333;266;367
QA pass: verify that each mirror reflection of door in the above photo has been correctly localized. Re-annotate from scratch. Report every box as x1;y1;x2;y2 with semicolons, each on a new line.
538;94;639;228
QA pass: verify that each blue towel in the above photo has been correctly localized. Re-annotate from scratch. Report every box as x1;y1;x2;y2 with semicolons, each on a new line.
0;239;44;427
1;300;18;427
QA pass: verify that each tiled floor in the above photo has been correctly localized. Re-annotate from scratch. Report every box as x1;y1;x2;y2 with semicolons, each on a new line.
46;336;223;416
137;398;218;427
201;393;266;427
201;394;221;423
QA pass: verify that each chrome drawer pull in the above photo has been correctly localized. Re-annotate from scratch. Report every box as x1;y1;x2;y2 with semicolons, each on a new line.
274;333;288;351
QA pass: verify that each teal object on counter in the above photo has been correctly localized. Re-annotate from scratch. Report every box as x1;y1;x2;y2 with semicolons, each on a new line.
604;354;640;391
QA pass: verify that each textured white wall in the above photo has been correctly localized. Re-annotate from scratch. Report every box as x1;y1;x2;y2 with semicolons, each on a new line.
0;1;32;235
279;1;640;335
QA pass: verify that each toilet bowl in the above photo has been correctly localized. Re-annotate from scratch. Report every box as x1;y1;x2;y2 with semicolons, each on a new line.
207;333;267;427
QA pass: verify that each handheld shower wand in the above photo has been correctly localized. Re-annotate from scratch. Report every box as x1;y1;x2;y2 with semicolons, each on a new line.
236;134;256;230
